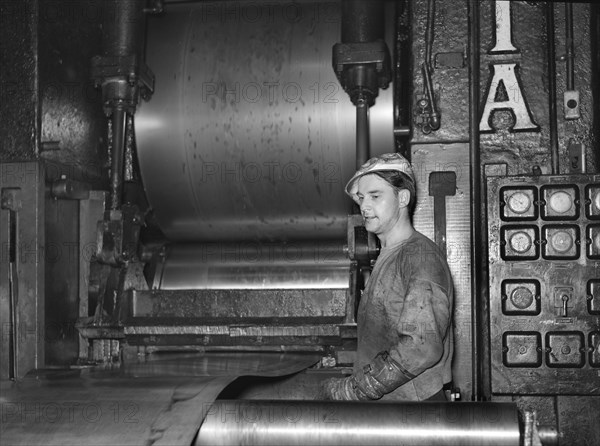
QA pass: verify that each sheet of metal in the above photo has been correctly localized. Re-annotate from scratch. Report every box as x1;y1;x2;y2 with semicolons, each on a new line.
135;1;394;243
0;352;320;446
196;400;521;446
158;241;350;289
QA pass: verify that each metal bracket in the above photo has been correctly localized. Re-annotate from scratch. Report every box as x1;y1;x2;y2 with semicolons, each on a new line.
564;90;580;120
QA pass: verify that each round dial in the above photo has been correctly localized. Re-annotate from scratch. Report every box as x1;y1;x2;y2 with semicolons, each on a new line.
507;192;531;214
550;230;573;253
509;231;532;253
548;191;573;214
510;286;534;309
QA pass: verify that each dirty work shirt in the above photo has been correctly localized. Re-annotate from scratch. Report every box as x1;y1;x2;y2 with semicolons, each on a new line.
354;230;454;401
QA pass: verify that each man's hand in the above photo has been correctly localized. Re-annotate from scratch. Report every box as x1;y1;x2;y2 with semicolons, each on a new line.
320;352;414;401
319;377;369;401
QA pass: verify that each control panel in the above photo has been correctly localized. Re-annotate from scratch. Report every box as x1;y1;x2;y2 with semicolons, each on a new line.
487;174;600;394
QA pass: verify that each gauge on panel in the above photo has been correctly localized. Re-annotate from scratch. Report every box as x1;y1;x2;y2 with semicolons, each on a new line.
550;230;574;253
548;191;573;214
510;286;534;309
509;231;532;253
507;192;531;214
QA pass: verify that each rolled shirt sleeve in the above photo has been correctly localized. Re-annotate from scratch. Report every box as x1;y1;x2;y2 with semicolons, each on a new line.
389;277;452;376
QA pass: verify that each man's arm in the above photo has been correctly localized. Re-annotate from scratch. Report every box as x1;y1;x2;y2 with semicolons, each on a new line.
322;278;451;401
388;278;451;377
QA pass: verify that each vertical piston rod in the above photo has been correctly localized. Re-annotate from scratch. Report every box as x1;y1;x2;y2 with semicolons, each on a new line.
338;0;390;168
356;98;370;168
109;108;127;210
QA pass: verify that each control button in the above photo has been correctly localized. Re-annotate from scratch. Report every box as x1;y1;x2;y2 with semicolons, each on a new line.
500;186;538;221
507;191;531;214
511;286;534;309
548;191;573;214
550;230;574;253
588;280;600;315
501;225;539;260
510;231;532;253
503;332;542;367
584;185;600;219
546;331;584;368
543;225;580;260
587;225;600;259
541;185;579;220
502;280;540;315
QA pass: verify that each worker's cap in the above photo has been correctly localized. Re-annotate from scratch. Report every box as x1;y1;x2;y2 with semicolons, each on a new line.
345;152;415;204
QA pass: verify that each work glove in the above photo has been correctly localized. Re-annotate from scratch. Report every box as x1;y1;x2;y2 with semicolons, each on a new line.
320;376;369;401
320;351;414;401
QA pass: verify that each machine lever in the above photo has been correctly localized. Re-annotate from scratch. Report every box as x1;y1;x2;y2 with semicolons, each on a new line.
1;188;21;379
428;171;457;254
561;294;569;317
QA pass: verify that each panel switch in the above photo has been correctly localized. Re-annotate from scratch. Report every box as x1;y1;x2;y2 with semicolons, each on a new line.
554;287;573;317
546;331;585;368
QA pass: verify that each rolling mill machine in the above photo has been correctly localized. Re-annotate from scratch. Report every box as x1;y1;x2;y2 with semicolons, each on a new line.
1;0;599;445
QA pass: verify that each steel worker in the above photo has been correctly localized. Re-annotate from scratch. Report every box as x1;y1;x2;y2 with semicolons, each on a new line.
322;153;454;401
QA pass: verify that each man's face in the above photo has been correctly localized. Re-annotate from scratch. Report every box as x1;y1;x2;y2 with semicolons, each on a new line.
355;174;402;235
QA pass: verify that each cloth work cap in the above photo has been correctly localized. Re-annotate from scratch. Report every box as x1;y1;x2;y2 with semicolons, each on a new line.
345;152;415;204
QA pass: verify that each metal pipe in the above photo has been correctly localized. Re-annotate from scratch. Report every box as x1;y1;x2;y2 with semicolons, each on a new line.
196;400;521;446
109;108;127;210
424;0;435;65
356;98;370;169
547;3;560;175
565;2;574;91
593;2;600;171
423;0;440;131
468;0;486;401
422;62;440;131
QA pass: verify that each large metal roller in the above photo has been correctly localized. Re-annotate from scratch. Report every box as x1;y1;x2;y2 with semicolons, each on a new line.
135;0;394;243
195;400;521;446
158;240;350;289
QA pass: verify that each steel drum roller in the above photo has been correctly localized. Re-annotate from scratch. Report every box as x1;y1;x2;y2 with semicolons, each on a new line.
135;0;395;244
195;400;521;446
158;240;350;290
